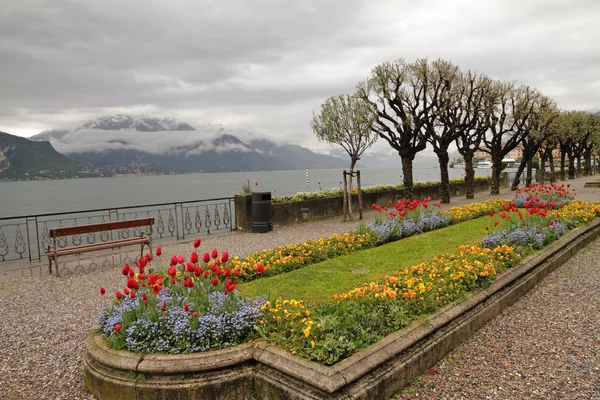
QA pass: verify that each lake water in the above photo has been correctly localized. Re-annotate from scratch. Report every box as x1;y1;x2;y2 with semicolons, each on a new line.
0;167;492;218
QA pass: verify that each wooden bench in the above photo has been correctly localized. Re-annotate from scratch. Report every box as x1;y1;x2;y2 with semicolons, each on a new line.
46;218;154;276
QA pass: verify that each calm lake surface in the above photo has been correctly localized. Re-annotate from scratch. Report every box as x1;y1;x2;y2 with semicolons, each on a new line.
0;167;492;217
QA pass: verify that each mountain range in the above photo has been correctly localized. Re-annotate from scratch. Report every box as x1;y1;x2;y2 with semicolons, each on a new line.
3;115;357;180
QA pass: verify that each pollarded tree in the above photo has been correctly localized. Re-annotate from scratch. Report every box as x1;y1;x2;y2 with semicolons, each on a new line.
450;72;495;199
357;58;444;199
582;113;600;175
560;111;591;179
310;93;377;218
510;94;559;190
482;82;538;194
423;59;462;203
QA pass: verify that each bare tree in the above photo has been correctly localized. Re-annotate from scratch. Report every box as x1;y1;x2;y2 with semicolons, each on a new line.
449;72;494;199
357;58;443;199
510;94;559;189
310;93;377;219
424;59;462;203
483;83;538;194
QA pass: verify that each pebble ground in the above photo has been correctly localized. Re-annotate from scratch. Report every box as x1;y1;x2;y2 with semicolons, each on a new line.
0;176;598;399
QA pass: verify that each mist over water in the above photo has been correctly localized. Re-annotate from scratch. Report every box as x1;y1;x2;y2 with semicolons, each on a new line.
0;167;492;217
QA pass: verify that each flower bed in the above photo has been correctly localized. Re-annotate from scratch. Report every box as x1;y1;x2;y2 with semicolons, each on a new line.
256;244;520;365
98;241;262;354
226;232;374;281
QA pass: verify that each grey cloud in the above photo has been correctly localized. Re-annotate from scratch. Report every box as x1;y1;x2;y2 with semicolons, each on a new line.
1;0;599;150
49;128;252;155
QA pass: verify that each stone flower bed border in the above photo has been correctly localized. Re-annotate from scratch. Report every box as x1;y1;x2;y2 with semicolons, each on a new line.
85;218;600;400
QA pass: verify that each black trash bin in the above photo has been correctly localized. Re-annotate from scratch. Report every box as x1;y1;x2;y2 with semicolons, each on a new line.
251;191;272;233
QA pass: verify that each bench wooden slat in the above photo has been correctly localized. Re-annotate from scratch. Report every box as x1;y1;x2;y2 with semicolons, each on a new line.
50;218;154;238
46;237;149;257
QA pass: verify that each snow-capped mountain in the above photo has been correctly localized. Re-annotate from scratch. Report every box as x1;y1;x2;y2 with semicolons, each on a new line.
29;115;348;174
76;114;195;132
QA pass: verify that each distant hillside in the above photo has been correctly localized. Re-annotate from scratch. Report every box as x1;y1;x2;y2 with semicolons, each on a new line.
249;139;348;170
0;131;81;180
29;114;350;175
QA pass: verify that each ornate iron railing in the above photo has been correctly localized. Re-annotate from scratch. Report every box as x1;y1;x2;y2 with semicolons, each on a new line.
0;197;235;264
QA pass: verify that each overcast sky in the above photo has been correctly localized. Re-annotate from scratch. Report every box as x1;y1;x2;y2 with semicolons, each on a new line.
1;0;599;152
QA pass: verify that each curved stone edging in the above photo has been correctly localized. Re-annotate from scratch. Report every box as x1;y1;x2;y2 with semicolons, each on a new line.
85;218;600;399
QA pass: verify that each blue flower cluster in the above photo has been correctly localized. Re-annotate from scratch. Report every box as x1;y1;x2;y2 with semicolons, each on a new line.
367;212;451;245
99;288;263;354
482;222;567;250
513;196;570;209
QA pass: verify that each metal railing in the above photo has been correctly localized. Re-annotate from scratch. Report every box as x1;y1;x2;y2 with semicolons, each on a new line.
0;197;236;264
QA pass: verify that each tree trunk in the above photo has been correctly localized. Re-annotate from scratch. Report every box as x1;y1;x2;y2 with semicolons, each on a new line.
568;154;576;179
490;154;503;195
548;152;556;182
464;153;475;199
576;157;582;177
584;150;592;176
436;150;451;203
526;158;533;186
539;151;546;184
560;151;566;181
348;160;356;218
511;159;527;190
342;171;348;221
401;155;415;199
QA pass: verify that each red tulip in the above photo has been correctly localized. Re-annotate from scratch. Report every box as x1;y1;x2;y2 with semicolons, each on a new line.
489;211;494;217
142;293;147;301
168;266;177;277
127;277;139;290
184;304;189;312
162;302;167;312
114;324;121;333
177;255;185;264
130;291;136;299
138;257;147;268
503;204;510;211
203;253;210;263
211;249;218;259
144;253;152;262
138;273;146;281
256;263;265;274
193;311;198;317
186;262;195;273
485;226;489;231
194;267;202;277
493;221;499;227
221;251;229;263
100;287;106;296
224;267;230;277
203;271;208;279
233;269;239;277
190;252;199;263
211;278;218;286
170;256;177;266
156;247;162;256
193;238;201;248
122;264;130;276
123;287;130;295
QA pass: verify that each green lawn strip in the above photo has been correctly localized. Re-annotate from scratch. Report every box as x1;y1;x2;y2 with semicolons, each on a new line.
238;217;491;304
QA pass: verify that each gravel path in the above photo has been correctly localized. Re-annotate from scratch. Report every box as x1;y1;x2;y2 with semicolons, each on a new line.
394;238;600;400
0;176;598;399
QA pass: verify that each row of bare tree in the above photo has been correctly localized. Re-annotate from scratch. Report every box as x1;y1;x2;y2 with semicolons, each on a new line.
311;58;600;208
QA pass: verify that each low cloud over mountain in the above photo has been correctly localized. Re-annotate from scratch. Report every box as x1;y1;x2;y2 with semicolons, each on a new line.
30;115;349;173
